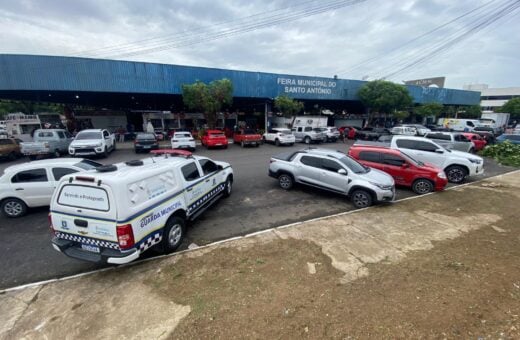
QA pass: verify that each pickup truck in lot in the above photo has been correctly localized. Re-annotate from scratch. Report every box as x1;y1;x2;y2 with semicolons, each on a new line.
21;129;73;159
69;129;116;158
268;148;395;208
354;135;484;184
233;129;262;147
355;127;390;141
291;126;326;144
423;132;475;153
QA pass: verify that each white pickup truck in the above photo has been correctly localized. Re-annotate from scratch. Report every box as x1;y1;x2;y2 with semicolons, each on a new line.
69;129;116;158
355;135;484;184
49;151;234;264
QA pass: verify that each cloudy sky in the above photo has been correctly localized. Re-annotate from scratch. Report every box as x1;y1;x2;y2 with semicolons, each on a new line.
0;0;519;89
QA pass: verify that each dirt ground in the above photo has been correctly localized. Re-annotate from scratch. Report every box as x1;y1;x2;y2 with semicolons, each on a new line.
146;186;520;339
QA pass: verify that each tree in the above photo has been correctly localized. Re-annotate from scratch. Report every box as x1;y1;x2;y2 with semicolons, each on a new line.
357;80;413;123
497;97;520;118
458;105;481;118
393;110;410;121
274;95;304;117
0;100;63;116
182;79;233;128
414;102;443;118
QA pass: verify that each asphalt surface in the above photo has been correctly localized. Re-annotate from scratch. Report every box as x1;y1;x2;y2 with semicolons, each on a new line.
0;141;516;289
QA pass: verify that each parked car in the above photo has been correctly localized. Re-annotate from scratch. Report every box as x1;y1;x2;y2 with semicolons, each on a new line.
473;130;496;145
69;129;116;158
496;134;520;145
268;148;395;208
317;127;340;142
424;132;475;153
401;124;431;136
291;126;326;144
461;133;487;151
171;131;196;151
0;158;101;217
262;128;295;146
473;126;499;136
201;129;228;149
0;138;22;160
20;129;73;160
49;151;233;264
348;145;448;194
134;132;159;153
354;136;484;183
355;127;390;141
338;126;359;140
233;129;262;147
390;126;417;136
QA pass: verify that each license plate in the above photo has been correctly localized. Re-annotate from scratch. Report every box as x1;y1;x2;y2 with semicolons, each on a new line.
81;244;100;253
143;146;150;149
181;145;189;148
216;143;222;146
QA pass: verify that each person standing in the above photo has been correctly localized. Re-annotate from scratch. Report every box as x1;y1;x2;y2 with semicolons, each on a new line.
117;126;126;142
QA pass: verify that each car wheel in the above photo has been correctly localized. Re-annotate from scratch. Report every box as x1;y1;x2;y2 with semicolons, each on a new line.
53;149;61;158
351;189;373;209
412;179;434;195
275;139;280;146
304;136;311;144
1;198;27;218
161;216;185;253
278;173;293;190
223;177;232;198
112;142;117;152
445;165;467;184
102;146;108;158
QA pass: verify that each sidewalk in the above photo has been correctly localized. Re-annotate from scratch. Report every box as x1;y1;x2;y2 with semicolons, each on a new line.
1;171;519;339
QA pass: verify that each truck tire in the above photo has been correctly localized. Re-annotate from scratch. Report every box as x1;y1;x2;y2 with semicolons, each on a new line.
350;189;373;209
1;198;28;218
304;136;311;144
162;216;185;253
112;142;117;152
412;179;434;195
275;139;280;146
278;173;293;190
53;149;61;158
445;165;467;184
102;146;108;158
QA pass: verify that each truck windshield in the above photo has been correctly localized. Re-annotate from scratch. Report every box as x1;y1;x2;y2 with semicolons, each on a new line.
339;156;369;174
75;132;102;140
74;160;103;170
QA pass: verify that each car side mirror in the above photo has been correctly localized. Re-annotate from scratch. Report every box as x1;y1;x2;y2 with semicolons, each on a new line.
337;169;347;175
435;148;444;154
401;163;409;168
217;165;224;171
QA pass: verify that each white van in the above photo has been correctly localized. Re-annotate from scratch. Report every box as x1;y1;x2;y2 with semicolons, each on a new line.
49;152;233;264
438;118;480;132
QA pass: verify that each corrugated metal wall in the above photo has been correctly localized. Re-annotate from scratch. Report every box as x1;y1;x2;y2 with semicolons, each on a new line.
0;54;480;105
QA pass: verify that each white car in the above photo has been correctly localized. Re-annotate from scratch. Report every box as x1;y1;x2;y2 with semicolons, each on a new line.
171;131;196;151
390;126;417;136
263;128;296;146
69;129;116;158
0;158;101;217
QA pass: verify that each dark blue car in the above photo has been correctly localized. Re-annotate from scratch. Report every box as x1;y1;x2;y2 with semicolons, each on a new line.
496;134;520;145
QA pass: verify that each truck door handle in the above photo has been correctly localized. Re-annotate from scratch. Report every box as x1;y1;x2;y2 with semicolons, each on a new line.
74;219;88;228
187;188;193;192
15;188;24;191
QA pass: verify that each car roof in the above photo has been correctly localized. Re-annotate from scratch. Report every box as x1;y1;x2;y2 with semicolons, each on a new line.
77;129;103;133
4;158;85;173
298;148;346;159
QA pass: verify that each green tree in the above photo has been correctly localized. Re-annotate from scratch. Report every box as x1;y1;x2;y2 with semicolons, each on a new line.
497;97;520;118
358;80;413;123
414;102;444;118
458;105;481;118
182;79;233;128
0;100;63;116
393;110;410;121
274;95;304;117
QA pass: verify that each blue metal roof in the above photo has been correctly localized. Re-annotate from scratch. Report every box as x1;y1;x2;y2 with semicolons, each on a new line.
0;54;480;105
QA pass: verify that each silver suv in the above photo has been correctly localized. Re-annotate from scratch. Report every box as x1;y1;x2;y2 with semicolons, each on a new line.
291;126;326;144
268;148;395;208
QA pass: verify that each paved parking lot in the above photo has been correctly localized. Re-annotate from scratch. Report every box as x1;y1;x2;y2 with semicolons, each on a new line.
0;141;516;289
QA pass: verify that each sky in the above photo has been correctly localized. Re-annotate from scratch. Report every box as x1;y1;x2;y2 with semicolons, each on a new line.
0;0;519;90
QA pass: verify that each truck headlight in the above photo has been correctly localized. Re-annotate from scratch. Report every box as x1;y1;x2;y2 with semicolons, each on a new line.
438;172;447;179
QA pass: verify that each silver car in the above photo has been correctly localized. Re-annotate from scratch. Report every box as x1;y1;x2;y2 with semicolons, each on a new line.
268;148;395;208
291;126;326;144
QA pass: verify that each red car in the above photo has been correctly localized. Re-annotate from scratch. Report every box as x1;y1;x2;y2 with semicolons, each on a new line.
201;129;228;149
348;145;448;194
462;132;487;151
338;126;358;140
233;129;262;147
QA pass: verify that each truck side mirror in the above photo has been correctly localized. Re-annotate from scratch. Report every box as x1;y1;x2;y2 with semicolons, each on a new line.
337;169;347;175
435;148;444;154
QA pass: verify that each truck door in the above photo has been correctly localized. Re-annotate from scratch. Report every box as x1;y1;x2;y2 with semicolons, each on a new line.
180;161;205;216
298;155;324;187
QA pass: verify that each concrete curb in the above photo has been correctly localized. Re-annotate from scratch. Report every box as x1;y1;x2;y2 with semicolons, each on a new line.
1;168;519;294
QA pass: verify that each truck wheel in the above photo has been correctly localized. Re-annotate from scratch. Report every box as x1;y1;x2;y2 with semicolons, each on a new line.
162;216;185;253
445;165;467;184
412;179;434;195
1;198;27;218
275;139;280;146
278;173;293;190
102;146;108;158
223;177;233;197
53;149;61;158
112;142;117;152
351;189;373;209
304;136;311;144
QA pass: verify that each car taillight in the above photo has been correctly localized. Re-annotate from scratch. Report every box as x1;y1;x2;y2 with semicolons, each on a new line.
117;224;135;250
48;213;55;234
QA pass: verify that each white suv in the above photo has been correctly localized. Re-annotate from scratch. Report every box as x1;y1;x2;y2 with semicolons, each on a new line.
69;129;116;158
263;128;296;146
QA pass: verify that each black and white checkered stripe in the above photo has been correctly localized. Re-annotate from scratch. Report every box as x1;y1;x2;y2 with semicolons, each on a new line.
56;232;120;250
138;232;162;252
187;183;225;214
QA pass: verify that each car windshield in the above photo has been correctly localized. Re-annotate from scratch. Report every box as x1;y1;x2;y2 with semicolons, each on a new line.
209;133;225;138
136;133;156;139
275;130;291;135
75;132;102;140
175;133;191;138
74;159;102;170
400;151;424;166
338;156;369;174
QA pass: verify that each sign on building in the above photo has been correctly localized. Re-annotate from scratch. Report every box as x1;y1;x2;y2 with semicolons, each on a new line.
404;77;446;88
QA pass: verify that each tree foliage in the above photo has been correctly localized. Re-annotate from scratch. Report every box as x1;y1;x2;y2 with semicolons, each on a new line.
274;95;304;117
458;105;481;118
393;110;410;121
497;97;520;118
357;80;413;114
182;79;233;128
414;102;444;117
0;100;63;117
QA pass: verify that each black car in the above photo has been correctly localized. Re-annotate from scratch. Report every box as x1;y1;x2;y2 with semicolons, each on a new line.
134;133;159;153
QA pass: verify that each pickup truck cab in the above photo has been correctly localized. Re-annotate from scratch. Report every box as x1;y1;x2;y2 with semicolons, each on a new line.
263;128;295;146
49;150;234;264
424;132;475;153
233;129;262;147
348;145;448;194
268;148;395;208
355;136;484;184
69;129;116;158
21;129;73;159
